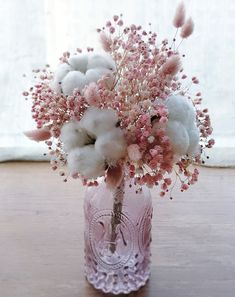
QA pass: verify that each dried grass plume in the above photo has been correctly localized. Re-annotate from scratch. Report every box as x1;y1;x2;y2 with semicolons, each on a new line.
173;2;186;28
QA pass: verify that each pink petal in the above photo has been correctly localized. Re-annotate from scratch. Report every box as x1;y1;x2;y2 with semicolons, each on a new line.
24;127;51;142
106;164;123;190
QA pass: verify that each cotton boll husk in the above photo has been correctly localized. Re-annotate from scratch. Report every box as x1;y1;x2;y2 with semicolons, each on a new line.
51;63;71;93
165;95;196;126
67;145;105;179
87;54;115;71
80;107;118;136
166;120;189;156
60;121;90;152
187;125;200;156
95;128;127;163
61;71;87;95
68;54;88;73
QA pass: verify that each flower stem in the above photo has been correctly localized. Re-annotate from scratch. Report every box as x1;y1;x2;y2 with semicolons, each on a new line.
109;179;125;253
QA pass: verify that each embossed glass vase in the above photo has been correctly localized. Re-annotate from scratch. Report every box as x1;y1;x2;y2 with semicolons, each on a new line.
84;178;152;295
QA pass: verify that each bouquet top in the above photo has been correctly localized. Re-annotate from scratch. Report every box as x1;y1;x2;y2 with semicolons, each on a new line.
24;2;214;197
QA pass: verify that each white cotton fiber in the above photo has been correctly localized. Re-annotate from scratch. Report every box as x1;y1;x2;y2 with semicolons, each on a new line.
86;68;111;84
154;94;200;157
51;63;71;93
61;71;87;96
68;54;88;73
87;54;115;71
61;107;127;177
60;121;91;152
95;128;127;163
52;53;115;96
165;95;200;156
67;145;105;178
80;107;118;136
187;126;200;156
165;95;196;126
166;120;189;156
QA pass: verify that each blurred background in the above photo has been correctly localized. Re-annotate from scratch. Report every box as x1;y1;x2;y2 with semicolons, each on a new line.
0;0;234;166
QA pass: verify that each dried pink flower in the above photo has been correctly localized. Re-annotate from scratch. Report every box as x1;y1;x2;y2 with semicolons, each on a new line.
24;15;214;195
160;55;181;76
84;82;101;106
127;144;142;162
99;31;112;52
24;127;51;142
180;17;194;38
106;164;123;189
173;2;186;28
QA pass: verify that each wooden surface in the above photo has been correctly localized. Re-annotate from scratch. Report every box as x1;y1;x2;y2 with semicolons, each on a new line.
0;162;235;297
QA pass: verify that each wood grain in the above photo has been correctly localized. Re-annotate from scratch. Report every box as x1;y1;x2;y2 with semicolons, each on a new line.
0;162;235;297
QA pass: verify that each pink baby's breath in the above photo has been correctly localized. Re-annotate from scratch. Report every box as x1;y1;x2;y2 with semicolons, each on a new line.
127;144;142;162
24;11;214;197
84;82;101;106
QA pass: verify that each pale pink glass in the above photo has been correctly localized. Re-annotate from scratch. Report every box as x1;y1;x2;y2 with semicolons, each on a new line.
84;178;152;295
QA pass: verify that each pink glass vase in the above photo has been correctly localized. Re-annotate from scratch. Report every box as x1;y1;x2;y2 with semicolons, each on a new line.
84;178;152;295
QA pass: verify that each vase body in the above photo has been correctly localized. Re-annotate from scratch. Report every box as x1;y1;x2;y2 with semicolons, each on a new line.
84;178;152;295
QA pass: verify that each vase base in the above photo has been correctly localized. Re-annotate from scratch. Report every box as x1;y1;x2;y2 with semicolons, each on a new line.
85;270;150;295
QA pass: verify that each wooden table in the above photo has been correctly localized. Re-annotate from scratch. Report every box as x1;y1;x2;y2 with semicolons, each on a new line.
0;162;235;297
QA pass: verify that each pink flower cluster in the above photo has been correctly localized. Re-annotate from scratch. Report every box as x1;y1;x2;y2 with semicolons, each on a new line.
23;4;214;197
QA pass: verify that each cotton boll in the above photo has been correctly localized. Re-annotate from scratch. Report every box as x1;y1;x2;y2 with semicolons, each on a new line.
52;53;115;96
54;63;72;81
67;145;105;179
68;54;88;73
153;95;200;158
86;68;112;84
165;95;196;126
87;54;115;72
80;107;118;136
60;121;91;152
95;128;127;163
166;120;189;156
51;63;71;93
61;71;87;95
187;125;200;156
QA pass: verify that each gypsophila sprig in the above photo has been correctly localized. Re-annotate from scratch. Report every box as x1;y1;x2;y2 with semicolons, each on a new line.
23;3;214;196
